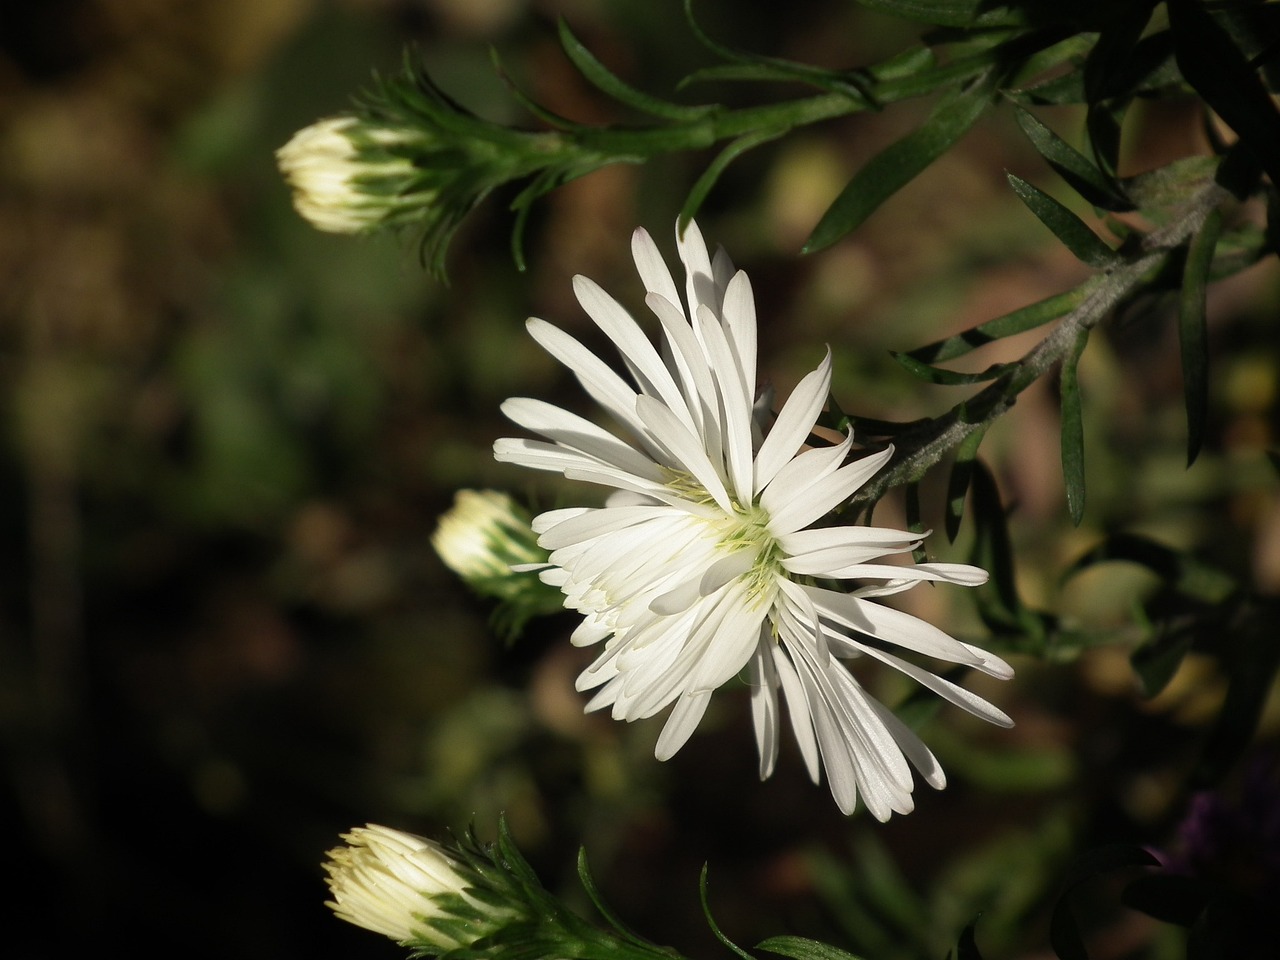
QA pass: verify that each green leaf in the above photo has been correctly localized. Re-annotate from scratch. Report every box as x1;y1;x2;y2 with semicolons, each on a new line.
1082;2;1154;103
557;19;713;121
1014;107;1130;211
909;288;1086;363
576;849;651;947
1007;174;1119;268
1059;327;1089;526
946;423;988;541
849;0;1024;27
969;460;1050;643
1169;0;1280;188
1122;874;1209;927
891;353;1011;385
1050;846;1160;960
804;71;998;253
1068;533;1239;604
1195;600;1280;787
700;865;755;960
1084;101;1124;180
680;0;877;102
954;921;985;960
680;130;784;230
1179;207;1223;466
1130;626;1196;698
758;936;868;960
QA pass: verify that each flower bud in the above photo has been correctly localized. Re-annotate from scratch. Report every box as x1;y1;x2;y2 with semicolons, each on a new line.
323;824;515;949
276;116;434;234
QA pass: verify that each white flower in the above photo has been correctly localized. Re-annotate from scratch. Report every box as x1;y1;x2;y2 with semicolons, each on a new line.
276;117;429;234
494;221;1013;820
323;824;508;948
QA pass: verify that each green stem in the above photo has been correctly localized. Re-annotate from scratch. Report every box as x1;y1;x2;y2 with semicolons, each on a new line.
847;181;1235;510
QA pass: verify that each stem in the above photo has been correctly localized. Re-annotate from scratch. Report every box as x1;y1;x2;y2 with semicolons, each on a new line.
847;181;1233;510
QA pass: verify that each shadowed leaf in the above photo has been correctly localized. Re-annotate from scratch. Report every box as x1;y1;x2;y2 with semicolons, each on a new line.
1179;207;1223;466
1008;174;1118;267
804;70;998;253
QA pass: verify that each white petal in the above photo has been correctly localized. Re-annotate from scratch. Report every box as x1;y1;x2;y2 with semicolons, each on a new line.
766;447;893;535
809;586;986;667
720;270;757;407
631;227;682;313
693;303;754;503
634;394;733;512
501;397;664;481
753;351;832;495
676;219;718;317
655;689;713;760
573;275;698;432
747;640;780;779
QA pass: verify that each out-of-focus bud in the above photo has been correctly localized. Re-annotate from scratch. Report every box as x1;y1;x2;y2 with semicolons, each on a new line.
323;824;519;950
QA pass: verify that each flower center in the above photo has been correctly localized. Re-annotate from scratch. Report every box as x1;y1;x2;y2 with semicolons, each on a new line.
717;503;784;609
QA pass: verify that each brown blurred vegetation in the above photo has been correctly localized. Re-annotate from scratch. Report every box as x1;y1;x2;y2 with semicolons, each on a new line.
3;2;1278;959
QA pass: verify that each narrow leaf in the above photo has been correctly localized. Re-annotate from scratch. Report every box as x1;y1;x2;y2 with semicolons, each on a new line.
576;849;651;947
954;921;985;960
1008;174;1119;268
1066;533;1239;605
909;288;1086;363
1179;207;1223;466
1050;844;1160;960
1014;107;1130;210
1059;327;1090;526
1195;601;1280;787
700;865;755;960
758;936;868;960
946;423;988;541
1169;0;1280;188
892;353;1010;384
681;130;783;230
804;71;998;253
558;19;712;121
1130;627;1196;698
848;0;1023;27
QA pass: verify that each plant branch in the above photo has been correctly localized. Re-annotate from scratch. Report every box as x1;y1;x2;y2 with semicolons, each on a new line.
848;181;1234;510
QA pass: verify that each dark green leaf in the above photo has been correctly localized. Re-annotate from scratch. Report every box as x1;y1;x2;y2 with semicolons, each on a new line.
700;865;755;960
1179;207;1223;466
1015;107;1130;210
1082;2;1155;103
946;423;988;541
1122;874;1208;927
1130;626;1195;698
910;288;1086;363
576;849;650;946
1008;174;1119;268
849;0;1023;27
969;461;1050;643
1015;65;1086;105
1048;901;1089;960
1059;327;1089;525
557;19;712;121
1169;0;1280;187
891;352;1010;384
1195;600;1280;787
954;921;984;960
1084;102;1124;180
758;936;867;960
1066;533;1239;605
804;71;998;253
1050;844;1160;960
681;130;783;230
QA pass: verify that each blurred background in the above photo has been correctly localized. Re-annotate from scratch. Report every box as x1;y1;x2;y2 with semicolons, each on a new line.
4;2;1278;958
